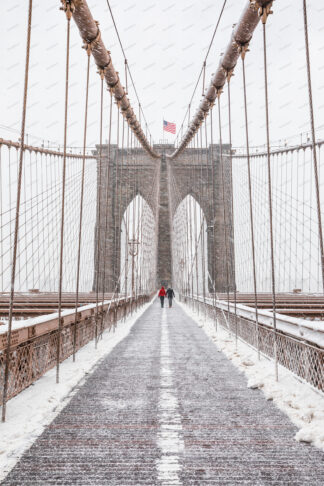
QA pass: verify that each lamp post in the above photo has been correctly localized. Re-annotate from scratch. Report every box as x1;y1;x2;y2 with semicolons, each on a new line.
128;238;139;306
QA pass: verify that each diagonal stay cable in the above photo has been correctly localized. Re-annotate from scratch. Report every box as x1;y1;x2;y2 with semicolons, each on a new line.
171;1;273;159
175;0;227;147
105;0;153;144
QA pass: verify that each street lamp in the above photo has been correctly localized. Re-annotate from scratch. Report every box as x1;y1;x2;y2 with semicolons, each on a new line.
128;238;140;299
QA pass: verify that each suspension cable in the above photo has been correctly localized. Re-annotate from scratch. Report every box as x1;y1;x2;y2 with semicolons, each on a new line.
100;90;113;340
2;0;33;422
105;0;153;146
95;75;104;332
171;1;273;159
56;3;72;385
303;0;324;291
226;76;238;349
241;54;260;358
217;96;230;317
73;47;91;361
262;13;278;381
209;108;217;324
176;0;228;144
67;0;157;158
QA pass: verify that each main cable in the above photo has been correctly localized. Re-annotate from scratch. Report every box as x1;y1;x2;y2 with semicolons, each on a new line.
105;0;154;144
176;0;227;142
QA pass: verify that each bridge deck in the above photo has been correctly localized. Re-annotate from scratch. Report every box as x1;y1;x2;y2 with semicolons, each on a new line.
3;301;324;485
1;292;324;320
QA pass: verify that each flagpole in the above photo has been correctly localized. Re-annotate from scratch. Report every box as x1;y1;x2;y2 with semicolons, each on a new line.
162;116;164;146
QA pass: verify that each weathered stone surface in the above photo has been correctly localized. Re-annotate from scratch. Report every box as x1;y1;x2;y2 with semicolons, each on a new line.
168;144;234;293
3;302;324;485
157;152;172;287
92;143;234;293
92;144;159;292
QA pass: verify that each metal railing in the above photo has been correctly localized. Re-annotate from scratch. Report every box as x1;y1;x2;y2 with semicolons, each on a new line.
0;294;151;403
182;295;324;393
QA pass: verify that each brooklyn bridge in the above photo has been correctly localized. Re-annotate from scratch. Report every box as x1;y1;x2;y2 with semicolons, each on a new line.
1;0;324;484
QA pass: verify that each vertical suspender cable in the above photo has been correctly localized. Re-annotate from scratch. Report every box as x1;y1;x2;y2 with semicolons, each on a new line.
124;125;130;304
2;0;33;422
119;115;125;298
204;120;211;310
303;0;324;291
56;5;71;384
73;50;90;361
117;110;124;300
29;149;35;287
227;77;238;348
199;126;206;310
262;17;278;381
0;146;3;291
100;90;113;337
210;108;217;326
184;170;190;301
193;135;199;313
134;135;139;309
130;132;136;314
202;62;206;96
113;105;120;292
218;97;230;318
242;55;260;358
189;141;194;307
95;76;104;336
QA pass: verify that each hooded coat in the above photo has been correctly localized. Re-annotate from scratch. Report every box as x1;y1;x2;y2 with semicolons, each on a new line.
158;286;166;297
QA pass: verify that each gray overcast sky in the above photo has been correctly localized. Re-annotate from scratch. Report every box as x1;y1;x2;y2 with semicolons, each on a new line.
1;0;324;151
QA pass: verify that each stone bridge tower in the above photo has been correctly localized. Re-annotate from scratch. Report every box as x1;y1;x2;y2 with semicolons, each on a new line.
93;143;234;293
167;144;234;293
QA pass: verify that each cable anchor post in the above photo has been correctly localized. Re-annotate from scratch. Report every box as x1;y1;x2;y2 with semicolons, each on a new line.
97;67;106;81
226;68;234;84
60;0;75;19
202;61;206;96
238;42;250;61
124;59;128;95
82;21;101;56
254;0;273;24
216;88;223;99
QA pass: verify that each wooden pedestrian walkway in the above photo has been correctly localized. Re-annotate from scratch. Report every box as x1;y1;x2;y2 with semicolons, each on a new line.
2;301;324;485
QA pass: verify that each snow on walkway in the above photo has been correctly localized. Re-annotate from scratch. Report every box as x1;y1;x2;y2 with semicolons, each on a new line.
178;300;324;451
0;302;152;482
2;300;324;485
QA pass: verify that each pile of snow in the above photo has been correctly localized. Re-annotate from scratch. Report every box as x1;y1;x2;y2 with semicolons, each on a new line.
179;301;324;452
0;302;151;482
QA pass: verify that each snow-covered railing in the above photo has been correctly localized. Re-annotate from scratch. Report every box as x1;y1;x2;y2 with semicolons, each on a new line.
0;294;152;403
182;294;324;393
216;299;324;348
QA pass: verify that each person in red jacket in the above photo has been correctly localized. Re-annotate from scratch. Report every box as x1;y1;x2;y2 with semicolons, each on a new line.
158;286;166;308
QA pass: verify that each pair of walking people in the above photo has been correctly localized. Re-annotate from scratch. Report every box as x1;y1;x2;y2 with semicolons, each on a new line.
158;286;175;308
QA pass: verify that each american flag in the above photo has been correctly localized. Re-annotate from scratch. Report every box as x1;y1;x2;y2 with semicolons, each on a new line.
163;120;176;134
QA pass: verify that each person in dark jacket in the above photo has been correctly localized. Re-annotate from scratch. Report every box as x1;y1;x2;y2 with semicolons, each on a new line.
158;286;166;308
166;287;175;307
